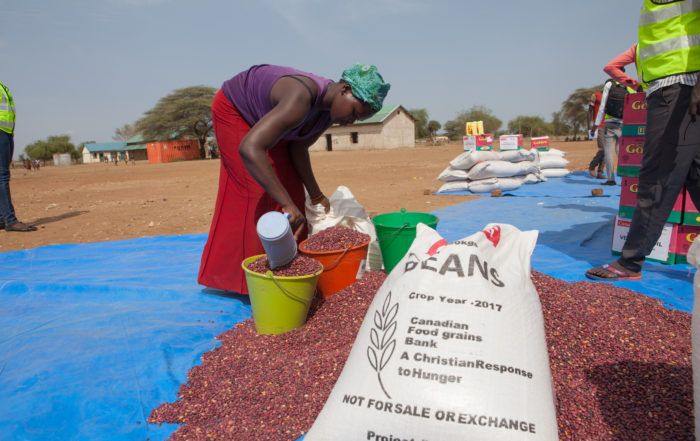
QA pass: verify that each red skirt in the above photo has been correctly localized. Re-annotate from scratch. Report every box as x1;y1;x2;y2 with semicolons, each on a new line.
198;89;307;294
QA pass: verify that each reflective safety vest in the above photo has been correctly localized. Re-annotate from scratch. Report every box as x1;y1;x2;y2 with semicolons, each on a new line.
638;0;700;82
0;81;16;135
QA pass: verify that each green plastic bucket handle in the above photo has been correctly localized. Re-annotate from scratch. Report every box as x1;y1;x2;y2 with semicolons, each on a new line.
265;271;312;306
376;223;409;244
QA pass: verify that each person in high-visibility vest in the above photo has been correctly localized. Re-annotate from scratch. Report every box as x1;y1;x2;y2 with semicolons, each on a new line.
0;81;36;232
586;0;700;281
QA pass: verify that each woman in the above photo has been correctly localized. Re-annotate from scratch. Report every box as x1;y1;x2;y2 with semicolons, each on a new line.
198;63;390;294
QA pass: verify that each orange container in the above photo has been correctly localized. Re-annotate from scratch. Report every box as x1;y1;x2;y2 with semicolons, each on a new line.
298;238;370;298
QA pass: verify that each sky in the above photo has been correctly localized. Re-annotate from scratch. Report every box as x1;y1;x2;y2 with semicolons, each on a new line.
2;0;641;159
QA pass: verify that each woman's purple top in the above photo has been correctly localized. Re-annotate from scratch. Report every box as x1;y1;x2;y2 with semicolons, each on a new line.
221;65;333;141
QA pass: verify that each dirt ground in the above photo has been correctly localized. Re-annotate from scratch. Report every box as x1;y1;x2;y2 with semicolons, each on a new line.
1;140;600;253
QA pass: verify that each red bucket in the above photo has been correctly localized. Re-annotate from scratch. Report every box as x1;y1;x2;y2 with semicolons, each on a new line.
298;238;370;298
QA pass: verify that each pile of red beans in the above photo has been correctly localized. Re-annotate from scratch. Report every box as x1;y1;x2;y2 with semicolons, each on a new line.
246;255;322;277
149;271;693;441
302;225;371;252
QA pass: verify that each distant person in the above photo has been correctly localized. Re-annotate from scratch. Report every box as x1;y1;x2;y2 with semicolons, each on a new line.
23;158;31;171
0;81;36;232
586;1;699;281
198;63;390;294
33;159;40;171
121;152;127;165
594;45;641;186
113;155;118;166
587;90;605;178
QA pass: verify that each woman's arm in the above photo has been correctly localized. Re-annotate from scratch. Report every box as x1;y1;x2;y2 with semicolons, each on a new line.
238;78;315;229
288;136;331;214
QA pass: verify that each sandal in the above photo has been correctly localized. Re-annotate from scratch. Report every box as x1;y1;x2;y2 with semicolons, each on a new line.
585;263;641;281
601;180;616;186
5;222;37;232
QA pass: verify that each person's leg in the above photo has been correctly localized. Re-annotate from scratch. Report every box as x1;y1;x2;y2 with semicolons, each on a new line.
0;131;18;226
587;84;696;279
589;135;605;177
602;120;621;184
619;84;697;272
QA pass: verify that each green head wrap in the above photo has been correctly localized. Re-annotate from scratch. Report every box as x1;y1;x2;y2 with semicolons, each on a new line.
341;64;391;112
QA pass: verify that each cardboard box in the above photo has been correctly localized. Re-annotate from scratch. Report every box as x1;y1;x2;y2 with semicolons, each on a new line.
621;124;646;137
498;134;523;151
618;177;683;223
623;93;647;125
611;216;677;264
463;134;493;151
618;136;644;168
465;121;484;136
671;225;700;264
683;188;700;226
531;136;550;151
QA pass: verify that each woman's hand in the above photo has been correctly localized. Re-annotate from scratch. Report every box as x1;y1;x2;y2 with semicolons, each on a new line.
316;195;331;213
281;204;306;240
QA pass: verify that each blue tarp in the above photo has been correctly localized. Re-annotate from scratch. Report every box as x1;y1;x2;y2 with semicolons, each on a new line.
0;171;694;440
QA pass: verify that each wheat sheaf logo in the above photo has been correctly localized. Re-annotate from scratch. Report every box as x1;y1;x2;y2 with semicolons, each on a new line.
367;291;398;399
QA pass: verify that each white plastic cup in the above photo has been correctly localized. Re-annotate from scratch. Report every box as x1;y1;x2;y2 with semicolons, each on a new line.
256;211;297;268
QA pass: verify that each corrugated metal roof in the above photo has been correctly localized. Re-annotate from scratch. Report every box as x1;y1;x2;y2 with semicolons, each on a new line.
83;142;127;153
354;105;398;125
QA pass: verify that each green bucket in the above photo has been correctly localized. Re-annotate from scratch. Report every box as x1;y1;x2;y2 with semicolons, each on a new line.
241;254;323;335
372;208;439;273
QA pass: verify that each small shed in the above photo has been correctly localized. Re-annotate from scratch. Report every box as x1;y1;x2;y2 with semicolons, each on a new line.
52;153;72;166
146;139;200;164
309;105;415;152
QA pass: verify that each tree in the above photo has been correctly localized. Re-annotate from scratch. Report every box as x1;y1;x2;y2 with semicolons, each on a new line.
136;85;217;158
427;120;441;139
560;85;603;139
24;134;77;161
113;123;138;141
443;106;502;140
507;115;552;138
550;110;572;136
408;108;430;139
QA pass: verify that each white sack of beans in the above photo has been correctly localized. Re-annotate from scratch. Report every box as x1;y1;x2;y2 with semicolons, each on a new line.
305;186;383;271
537;156;570;169
437;166;469;182
540;168;570;178
449;150;500;170
468;176;523;193
467;160;538;180
687;238;700;441
498;148;537;163
437;180;471;193
522;172;546;184
305;223;558;441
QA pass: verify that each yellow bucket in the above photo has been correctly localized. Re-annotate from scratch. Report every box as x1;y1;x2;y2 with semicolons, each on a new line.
241;254;323;335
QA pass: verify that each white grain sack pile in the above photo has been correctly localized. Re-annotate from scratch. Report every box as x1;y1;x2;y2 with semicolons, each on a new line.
305;223;559;440
437;149;546;194
536;148;571;177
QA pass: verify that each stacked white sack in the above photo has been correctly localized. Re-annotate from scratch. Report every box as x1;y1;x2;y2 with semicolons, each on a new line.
437;149;545;193
536;148;571;177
